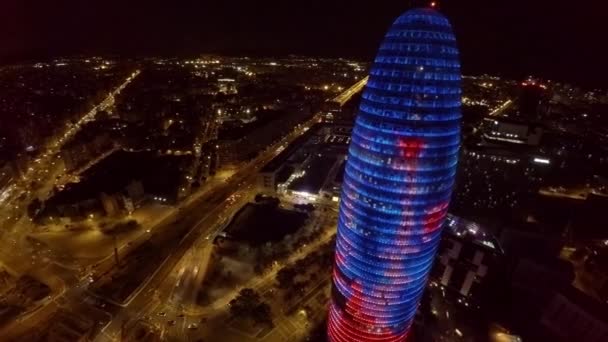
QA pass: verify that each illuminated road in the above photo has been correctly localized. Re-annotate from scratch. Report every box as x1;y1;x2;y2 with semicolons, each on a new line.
266;275;332;342
55;145;121;189
141;203;338;341
96;189;253;341
0;71;142;326
93;78;364;341
2;77;365;341
94;128;305;340
488;99;513;117
150;215;336;342
332;76;368;106
0;70;140;216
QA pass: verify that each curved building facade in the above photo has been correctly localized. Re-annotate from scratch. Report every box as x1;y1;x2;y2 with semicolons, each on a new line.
328;8;461;342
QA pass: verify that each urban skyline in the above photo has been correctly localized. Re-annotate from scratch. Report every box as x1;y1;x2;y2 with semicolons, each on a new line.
1;1;607;88
0;2;607;342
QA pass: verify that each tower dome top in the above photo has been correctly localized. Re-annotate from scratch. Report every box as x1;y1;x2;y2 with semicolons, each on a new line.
393;7;452;27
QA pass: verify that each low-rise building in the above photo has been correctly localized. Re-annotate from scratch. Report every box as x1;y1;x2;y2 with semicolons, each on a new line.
432;215;505;302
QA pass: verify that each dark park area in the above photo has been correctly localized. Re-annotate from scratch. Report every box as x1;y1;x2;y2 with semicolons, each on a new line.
221;202;308;246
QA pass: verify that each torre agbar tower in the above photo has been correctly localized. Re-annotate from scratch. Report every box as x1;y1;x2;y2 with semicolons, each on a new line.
327;7;461;342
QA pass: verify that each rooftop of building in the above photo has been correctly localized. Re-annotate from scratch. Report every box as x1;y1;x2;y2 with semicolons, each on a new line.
466;142;536;157
483;115;545;127
260;125;319;173
444;214;504;254
260;122;352;174
288;153;339;195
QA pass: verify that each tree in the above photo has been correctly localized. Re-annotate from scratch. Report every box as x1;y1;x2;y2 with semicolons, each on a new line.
252;302;273;325
293;281;309;297
229;288;261;318
229;288;273;326
276;268;296;289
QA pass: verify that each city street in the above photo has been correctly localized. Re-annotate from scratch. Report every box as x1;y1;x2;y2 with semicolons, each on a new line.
0;78;364;341
332;76;368;106
0;70;140;212
0;70;142;282
91;81;361;341
144;206;337;342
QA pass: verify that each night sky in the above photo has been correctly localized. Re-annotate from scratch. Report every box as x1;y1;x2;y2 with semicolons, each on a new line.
2;0;606;87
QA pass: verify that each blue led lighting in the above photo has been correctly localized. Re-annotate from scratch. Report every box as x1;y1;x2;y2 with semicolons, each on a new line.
328;8;461;342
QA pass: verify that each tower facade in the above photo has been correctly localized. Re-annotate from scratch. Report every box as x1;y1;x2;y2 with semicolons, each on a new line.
328;8;461;341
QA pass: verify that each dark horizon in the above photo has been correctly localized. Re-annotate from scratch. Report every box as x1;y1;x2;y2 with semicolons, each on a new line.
2;0;607;88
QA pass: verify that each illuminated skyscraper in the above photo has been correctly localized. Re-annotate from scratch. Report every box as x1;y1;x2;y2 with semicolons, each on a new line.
328;7;461;341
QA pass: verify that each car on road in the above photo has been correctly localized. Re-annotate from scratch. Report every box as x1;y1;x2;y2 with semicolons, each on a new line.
187;323;198;330
158;312;166;317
